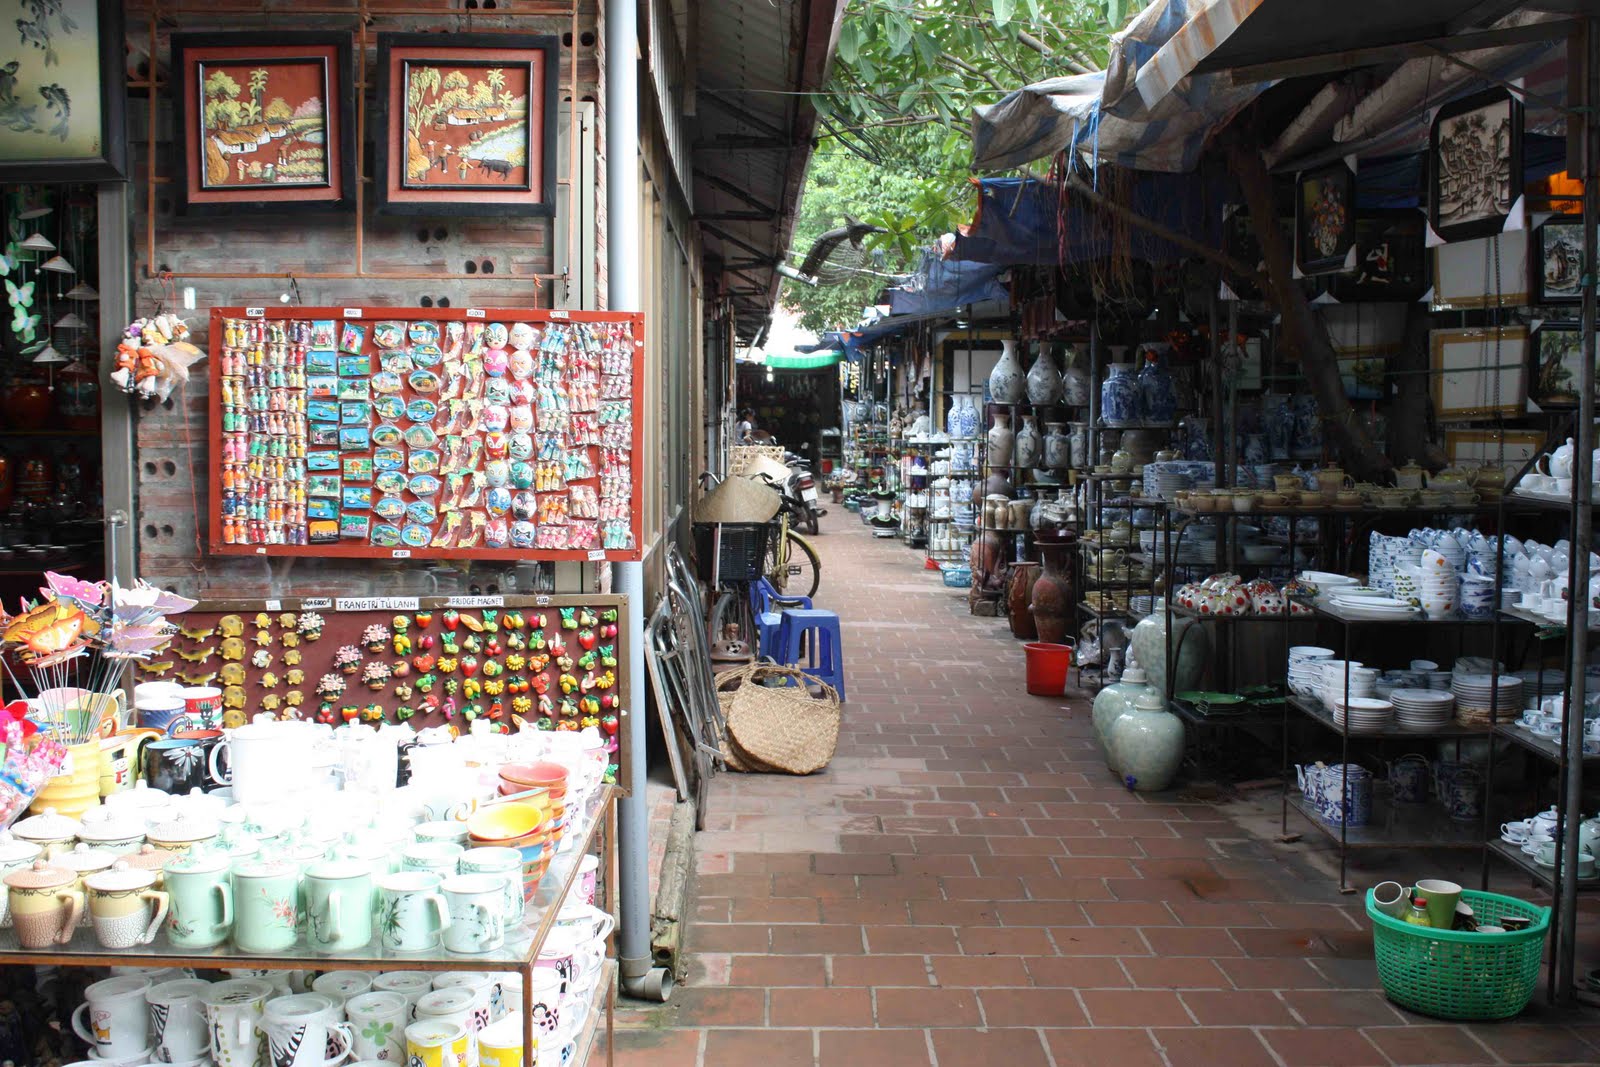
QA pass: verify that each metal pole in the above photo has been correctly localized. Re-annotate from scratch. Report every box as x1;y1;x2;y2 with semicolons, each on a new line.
606;0;669;1002
97;184;135;587
1557;15;1599;1005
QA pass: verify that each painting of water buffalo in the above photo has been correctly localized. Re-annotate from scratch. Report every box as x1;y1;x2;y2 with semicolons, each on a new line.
376;34;558;217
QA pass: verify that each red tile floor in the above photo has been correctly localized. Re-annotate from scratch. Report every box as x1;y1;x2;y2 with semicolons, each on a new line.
602;518;1600;1066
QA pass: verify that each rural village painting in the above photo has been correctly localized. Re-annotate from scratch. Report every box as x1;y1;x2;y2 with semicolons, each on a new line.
198;58;329;189
399;60;531;189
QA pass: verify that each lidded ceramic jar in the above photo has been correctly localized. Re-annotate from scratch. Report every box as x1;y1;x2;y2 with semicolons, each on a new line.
0;832;43;926
1108;689;1185;792
145;810;220;854
4;859;80;947
76;807;148;852
1092;659;1153;766
11;806;81;856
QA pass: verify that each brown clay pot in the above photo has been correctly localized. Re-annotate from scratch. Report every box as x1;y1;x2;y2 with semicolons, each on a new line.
1007;562;1041;640
3;382;51;430
1030;540;1076;645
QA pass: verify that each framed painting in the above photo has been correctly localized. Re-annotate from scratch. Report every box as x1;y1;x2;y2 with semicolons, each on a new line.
1534;219;1587;305
1329;211;1428;302
1429;326;1527;422
1295;163;1354;275
1429;89;1523;244
0;0;126;181
1431;230;1530;309
170;33;355;214
374;33;559;216
1528;321;1588;409
1221;205;1264;300
1445;428;1544;477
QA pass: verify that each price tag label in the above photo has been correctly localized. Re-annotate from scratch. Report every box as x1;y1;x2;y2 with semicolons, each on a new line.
391;549;411;559
343;307;363;318
445;595;505;608
587;549;606;561
335;597;421;612
263;599;281;611
302;597;333;610
535;595;552;606
466;308;487;319
549;310;570;320
245;307;266;318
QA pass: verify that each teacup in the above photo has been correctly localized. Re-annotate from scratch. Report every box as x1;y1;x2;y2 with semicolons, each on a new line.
1500;820;1531;841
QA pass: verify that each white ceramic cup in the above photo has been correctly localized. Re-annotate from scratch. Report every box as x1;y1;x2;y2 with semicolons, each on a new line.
371;972;434;1020
201;978;274;1067
525;970;563;1045
536;926;605;994
553;900;615;943
1370;881;1409;919
441;873;507;954
70;975;152;1059
344;991;409;1063
576;855;598;907
261;993;353;1067
414;987;480;1065
145;978;212;1064
310;970;373;1009
211;724;312;805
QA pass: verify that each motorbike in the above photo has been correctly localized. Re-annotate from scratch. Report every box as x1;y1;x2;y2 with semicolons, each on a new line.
784;449;825;536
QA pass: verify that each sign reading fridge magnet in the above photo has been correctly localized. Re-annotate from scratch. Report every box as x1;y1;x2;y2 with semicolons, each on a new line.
208;307;643;562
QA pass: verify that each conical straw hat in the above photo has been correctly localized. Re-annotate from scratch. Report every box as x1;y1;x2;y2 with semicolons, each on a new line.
694;475;781;523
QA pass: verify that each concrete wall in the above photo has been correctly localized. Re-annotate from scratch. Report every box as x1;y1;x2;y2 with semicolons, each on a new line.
126;7;606;597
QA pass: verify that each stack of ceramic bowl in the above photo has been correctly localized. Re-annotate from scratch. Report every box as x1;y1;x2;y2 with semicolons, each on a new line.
1416;550;1461;616
1299;571;1358;603
1451;673;1524;726
468;769;560;898
1332;696;1394;733
1145;463;1195;502
1287;646;1335;697
1389;689;1457;732
1317;660;1372;709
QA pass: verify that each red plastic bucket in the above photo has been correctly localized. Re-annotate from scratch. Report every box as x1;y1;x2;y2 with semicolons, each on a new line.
1024;642;1073;696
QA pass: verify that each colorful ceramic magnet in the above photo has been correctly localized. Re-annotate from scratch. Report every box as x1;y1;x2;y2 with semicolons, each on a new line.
375;395;405;420
338;355;371;377
408;370;440;394
372;371;404;394
373;321;405;348
375;470;407;493
339;323;367;353
373;424;403;447
408;450;439;474
374;496;407;520
401;524;431;547
406;398;438;423
408;474;441;497
374;448;405;470
404;425;439;449
372;524;403;547
410;321;440;345
412;344;443;367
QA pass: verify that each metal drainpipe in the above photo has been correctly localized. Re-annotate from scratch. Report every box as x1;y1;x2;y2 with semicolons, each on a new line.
606;0;672;1003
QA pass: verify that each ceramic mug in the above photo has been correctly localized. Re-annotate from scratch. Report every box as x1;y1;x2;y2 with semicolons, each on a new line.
553;900;615;943
209;724;312;806
1414;878;1462;930
145;978;211;1064
85;876;168;949
403;842;466;878
535;926;604;993
231;858;300;953
430;973;495;1040
404;1019;470;1067
164;855;234;949
415;988;480;1064
441;873;506;954
372;971;435;1019
180;686;224;729
142;738;209;796
200;978;274;1067
7;874;81;948
1370;881;1409;919
135;695;188;735
70;975;153;1059
261;994;354;1067
577;855;598;906
477;1013;526;1067
458;846;524;925
377;871;453;952
344;991;408;1063
311;970;374;1008
304;860;375;954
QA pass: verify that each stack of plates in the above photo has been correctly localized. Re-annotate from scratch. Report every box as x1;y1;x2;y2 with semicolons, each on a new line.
1326;594;1421;620
1389;689;1456;732
1332;697;1394;734
1287;646;1335;697
1452;673;1524;724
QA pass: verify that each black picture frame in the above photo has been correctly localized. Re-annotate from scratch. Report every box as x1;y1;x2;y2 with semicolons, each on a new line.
170;32;357;216
374;32;560;218
1533;218;1586;305
1295;163;1355;276
0;0;126;182
1221;206;1264;300
1429;88;1524;244
1329;210;1429;302
1528;321;1588;409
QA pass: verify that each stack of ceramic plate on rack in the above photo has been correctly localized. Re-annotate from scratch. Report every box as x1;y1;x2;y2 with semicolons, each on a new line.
1325;591;1421;620
1451;672;1523;726
1287;646;1336;697
1298;571;1358;602
1175;525;1219;567
1317;659;1373;709
1145;463;1195;502
1332;695;1394;734
1389;689;1457;732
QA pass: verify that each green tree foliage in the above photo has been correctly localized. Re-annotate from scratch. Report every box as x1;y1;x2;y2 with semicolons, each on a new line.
786;0;1129;329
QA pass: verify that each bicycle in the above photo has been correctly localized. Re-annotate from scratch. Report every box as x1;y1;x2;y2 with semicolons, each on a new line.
749;472;821;601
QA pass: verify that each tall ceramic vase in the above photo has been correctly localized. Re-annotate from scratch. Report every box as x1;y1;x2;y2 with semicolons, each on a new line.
1030;539;1076;644
988;340;1026;404
1026;346;1064;405
1014;415;1042;469
987;412;1015;466
1043;423;1070;469
1007;563;1041;640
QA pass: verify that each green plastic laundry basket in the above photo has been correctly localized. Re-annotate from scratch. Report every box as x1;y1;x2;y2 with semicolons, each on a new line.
1366;888;1549;1020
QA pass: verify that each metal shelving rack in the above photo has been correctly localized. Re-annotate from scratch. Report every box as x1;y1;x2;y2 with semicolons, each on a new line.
923;435;982;568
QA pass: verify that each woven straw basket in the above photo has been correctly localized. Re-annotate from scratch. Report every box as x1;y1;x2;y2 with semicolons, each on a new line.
715;662;840;775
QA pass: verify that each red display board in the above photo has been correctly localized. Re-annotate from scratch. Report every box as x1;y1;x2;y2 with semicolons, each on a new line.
207;307;644;561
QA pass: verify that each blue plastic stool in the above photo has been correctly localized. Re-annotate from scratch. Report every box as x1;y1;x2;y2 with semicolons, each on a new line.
756;610;784;659
774;608;845;700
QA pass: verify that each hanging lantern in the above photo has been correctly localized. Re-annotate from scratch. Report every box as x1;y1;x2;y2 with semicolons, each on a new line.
18;233;55;252
40;255;74;274
53;312;86;331
64;283;98;302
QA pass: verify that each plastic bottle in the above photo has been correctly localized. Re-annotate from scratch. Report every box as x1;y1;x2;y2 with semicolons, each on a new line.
1404;897;1432;927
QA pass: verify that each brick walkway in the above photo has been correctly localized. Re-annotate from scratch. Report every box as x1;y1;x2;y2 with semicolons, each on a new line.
603;519;1600;1066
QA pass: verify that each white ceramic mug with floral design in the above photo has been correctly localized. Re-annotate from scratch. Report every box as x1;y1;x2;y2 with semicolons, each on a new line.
345;990;408;1063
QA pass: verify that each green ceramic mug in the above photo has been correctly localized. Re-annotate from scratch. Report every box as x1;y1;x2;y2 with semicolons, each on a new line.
375;871;452;952
304;859;374;954
230;858;300;954
163;849;233;949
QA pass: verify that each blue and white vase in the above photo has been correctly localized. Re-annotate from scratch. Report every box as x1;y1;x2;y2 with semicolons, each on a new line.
1138;355;1177;424
1026;346;1064;406
1292;395;1322;457
1101;363;1140;427
959;396;980;438
945;397;962;437
1108;690;1185;793
1241;433;1268;466
988;340;1026;405
1268;395;1295;458
1014;415;1042;469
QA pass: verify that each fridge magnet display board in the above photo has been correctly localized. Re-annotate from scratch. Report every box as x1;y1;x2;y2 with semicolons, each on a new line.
209;307;643;561
137;593;631;786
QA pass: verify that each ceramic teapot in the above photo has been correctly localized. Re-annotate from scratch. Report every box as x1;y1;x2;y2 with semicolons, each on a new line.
1547;438;1576;480
1394;460;1426;490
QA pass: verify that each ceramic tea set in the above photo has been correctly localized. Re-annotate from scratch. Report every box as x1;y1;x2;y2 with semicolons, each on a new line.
1499;807;1600;879
1515;437;1600;501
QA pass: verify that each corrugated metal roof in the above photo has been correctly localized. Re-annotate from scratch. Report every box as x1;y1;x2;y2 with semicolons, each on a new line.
693;0;846;343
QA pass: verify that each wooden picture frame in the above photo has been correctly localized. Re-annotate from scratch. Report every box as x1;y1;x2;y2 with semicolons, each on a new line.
1429;88;1523;244
1444;428;1544;478
1295;163;1355;276
1430;230;1530;309
374;33;559;217
1429;326;1527;421
0;0;126;181
1329;211;1428;302
170;32;356;215
1527;321;1587;410
1533;218;1586;305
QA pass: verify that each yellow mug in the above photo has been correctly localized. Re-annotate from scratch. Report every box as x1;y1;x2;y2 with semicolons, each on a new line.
477;1015;529;1067
405;1019;470;1067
